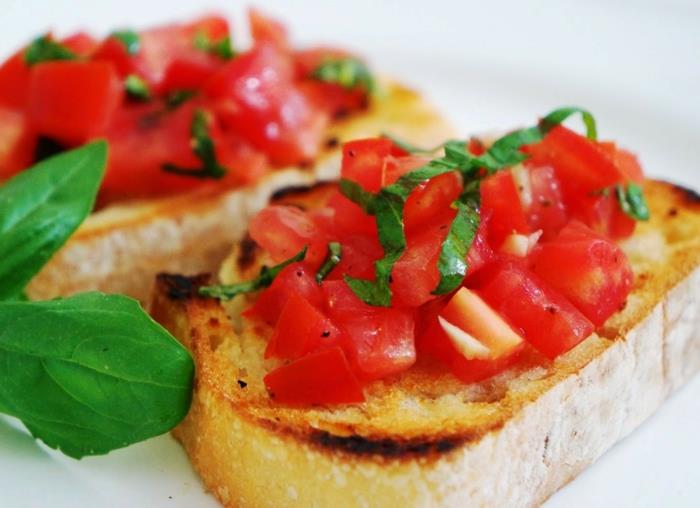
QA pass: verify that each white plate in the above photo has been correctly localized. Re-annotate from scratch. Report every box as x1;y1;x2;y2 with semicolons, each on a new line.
1;1;699;506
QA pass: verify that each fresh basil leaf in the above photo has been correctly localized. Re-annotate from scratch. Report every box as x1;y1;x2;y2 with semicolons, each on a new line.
539;106;597;140
125;74;151;100
433;199;480;295
0;141;107;300
193;32;234;60
24;36;76;65
162;109;227;179
616;183;650;221
316;242;342;283
338;179;375;214
0;292;193;458
311;58;375;93
111;30;140;55
199;247;307;300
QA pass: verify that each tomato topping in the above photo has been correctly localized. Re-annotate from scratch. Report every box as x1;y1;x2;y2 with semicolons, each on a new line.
480;170;530;248
249;8;289;49
530;221;633;326
326;234;382;280
340;138;394;192
28;61;121;145
327;190;377;237
477;259;594;359
205;43;328;166
61;32;98;57
524;164;568;238
323;281;416;381
403;171;461;232
244;263;323;325
0;108;35;179
264;346;364;405
0;50;31;109
265;293;342;359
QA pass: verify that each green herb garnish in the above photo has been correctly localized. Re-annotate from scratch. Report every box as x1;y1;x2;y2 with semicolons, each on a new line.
616;182;650;221
199;247;307;300
165;89;197;110
111;30;140;55
24;36;76;65
193;32;234;60
311;57;375;93
125;74;151;100
162;109;228;179
316;242;342;283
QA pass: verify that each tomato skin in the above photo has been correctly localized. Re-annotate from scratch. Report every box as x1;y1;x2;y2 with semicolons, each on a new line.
28;60;121;144
0;107;35;179
248;204;328;267
327;234;382;281
480;171;530;248
264;346;364;405
525;164;568;239
245;263;324;325
323;280;416;381
340;137;394;192
524;126;623;199
265;293;342;359
599;142;644;184
477;259;595;359
249;8;289;49
92;37;141;78
403;170;461;232
530;221;633;327
465;212;494;277
160;57;220;93
61;32;98;56
570;191;635;240
205;43;327;166
327;190;377;237
0;50;31;109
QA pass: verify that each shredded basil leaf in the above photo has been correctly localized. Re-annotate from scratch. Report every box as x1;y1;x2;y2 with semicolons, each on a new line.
312;57;375;93
162;109;227;179
616;183;650;221
199;247;307;300
193;32;235;60
111;30;140;55
124;74;151;101
316;242;342;283
24;36;76;65
433;199;480;295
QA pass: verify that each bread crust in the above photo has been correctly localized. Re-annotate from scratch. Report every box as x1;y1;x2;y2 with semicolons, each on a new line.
150;179;700;507
26;82;454;305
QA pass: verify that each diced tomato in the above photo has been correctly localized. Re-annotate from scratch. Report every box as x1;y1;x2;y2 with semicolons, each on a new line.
599;142;644;184
28;60;121;144
323;280;416;380
477;259;594;359
340;137;394;192
465;212;494;277
467;137;486;156
327;234;382;281
569;190;635;240
392;209;455;307
264;346;364;405
524;126;624;199
159;58;220;93
91;36;141;78
248;204;328;267
265;293;342;359
61;32;97;56
249;8;289;49
327;190;377;237
530;221;633;327
245;262;323;325
205;43;327;166
0;50;32;109
480;170;530;248
403;171;461;232
0;107;35;179
525;164;568;239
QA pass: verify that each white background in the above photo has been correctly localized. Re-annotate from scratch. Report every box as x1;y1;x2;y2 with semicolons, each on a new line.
1;1;699;507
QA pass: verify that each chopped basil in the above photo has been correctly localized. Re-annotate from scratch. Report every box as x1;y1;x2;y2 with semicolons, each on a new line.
316;242;342;283
165;89;197;110
162;109;228;179
311;57;375;93
616;183;650;221
199;247;307;300
24;36;76;65
111;30;140;55
193;32;235;60
124;74;151;100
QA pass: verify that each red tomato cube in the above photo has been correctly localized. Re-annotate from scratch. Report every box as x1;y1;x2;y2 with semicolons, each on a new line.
0;107;35;179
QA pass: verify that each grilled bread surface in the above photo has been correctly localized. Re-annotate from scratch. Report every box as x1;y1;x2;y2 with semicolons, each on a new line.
150;180;700;507
27;82;453;305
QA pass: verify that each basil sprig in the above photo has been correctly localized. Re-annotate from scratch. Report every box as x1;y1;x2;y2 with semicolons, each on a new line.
111;30;140;55
0;142;194;458
0;142;106;300
0;293;193;458
162;109;228;179
24;36;76;65
316;242;342;283
616;183;650;221
341;107;599;305
311;57;375;93
199;247;307;300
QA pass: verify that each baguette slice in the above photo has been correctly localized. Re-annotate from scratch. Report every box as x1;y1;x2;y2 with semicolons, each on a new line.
150;179;700;508
26;82;453;305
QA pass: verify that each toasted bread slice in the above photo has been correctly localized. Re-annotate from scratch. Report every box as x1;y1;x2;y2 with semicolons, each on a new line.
26;82;453;305
150;179;700;507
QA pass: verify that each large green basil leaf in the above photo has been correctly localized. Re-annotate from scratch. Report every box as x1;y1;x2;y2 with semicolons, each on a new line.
0;292;194;458
0;141;107;300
